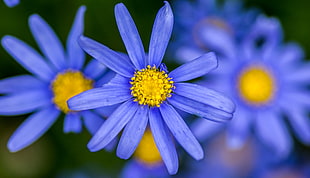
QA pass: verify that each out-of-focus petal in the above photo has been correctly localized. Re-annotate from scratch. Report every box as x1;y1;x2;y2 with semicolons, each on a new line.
0;90;51;115
63;113;82;133
7;106;60;152
0;75;45;94
255;110;292;159
1;36;55;81
29;14;66;70
67;6;87;70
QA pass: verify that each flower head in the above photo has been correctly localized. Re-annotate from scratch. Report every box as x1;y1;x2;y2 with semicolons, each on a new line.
195;15;310;158
0;6;112;152
68;2;235;174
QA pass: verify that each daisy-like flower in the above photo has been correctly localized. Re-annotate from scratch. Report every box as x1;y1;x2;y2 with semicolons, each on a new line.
0;6;112;152
171;0;258;63
68;2;235;174
198;15;310;158
3;0;19;7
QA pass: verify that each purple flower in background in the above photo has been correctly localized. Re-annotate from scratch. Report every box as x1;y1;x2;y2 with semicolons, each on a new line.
0;6;113;152
3;0;19;7
196;15;310;158
171;0;259;63
68;2;235;174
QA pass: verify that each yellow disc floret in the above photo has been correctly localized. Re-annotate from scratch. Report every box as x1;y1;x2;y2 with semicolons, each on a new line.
237;65;275;106
134;129;162;166
51;70;93;113
130;65;174;107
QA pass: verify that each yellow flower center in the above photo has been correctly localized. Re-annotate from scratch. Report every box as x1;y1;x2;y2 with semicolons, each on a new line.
237;65;275;106
134;129;162;166
51;70;93;113
130;65;174;107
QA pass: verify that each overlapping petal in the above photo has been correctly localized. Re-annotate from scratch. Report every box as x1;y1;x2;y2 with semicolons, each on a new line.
169;52;217;82
79;36;134;77
149;108;178;175
168;94;233;122
159;103;203;160
68;84;131;111
117;106;148;159
82;111;105;135
87;100;139;152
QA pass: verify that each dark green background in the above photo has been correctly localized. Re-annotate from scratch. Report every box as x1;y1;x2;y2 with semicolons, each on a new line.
0;0;309;177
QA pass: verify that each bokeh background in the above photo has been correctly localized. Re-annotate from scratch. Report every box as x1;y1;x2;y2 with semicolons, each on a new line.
0;0;309;177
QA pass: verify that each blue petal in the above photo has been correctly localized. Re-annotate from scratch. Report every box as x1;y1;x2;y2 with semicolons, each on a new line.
117;106;148;159
68;84;131;111
1;36;55;81
149;107;178;175
84;59;107;80
67;6;86;70
227;108;252;149
29;14;67;70
63;113;82;133
283;107;310;144
114;3;145;70
169;52;217;82
3;0;19;7
7;106;60;152
168;94;233;122
174;83;235;114
78;36;134;77
0;90;51;115
0;75;45;94
159;103;203;160
82;110;105;135
255;110;292;159
87;100;139;152
284;63;310;84
148;1;173;67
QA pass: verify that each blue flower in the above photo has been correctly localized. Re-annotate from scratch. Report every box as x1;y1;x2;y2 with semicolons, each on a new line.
0;6;113;152
197;15;310;158
68;2;235;174
170;0;259;63
3;0;19;7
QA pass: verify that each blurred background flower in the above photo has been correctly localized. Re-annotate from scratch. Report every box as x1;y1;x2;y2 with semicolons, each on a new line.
0;0;310;177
